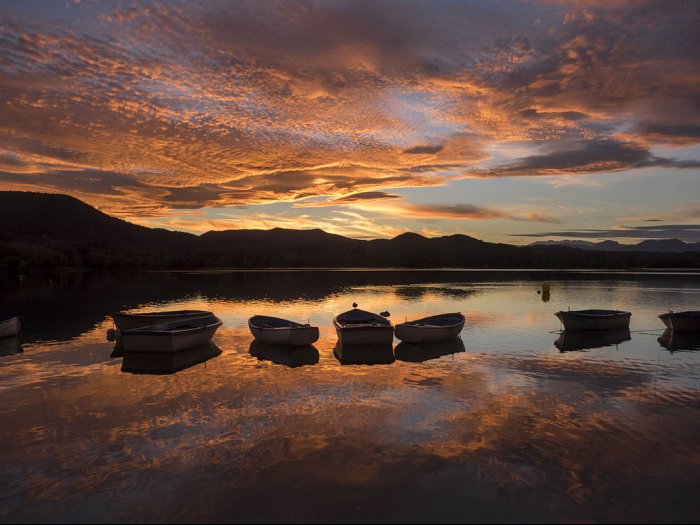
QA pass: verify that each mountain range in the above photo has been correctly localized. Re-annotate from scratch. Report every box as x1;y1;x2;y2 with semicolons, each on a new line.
530;239;700;253
1;191;698;270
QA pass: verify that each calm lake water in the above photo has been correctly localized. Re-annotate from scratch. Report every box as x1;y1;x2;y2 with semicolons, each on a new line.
1;270;700;523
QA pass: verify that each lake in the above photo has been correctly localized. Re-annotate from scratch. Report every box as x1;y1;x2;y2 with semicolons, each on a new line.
1;270;699;523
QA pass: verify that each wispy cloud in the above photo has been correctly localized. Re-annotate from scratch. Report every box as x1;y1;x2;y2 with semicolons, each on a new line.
0;0;698;234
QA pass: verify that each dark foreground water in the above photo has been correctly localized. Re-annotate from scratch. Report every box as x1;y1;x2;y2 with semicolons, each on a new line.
1;270;699;523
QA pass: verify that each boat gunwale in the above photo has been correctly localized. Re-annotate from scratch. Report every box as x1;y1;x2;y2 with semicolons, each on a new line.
122;317;223;336
248;316;315;331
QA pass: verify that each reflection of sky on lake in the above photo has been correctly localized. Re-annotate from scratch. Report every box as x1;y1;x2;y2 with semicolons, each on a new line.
1;271;699;522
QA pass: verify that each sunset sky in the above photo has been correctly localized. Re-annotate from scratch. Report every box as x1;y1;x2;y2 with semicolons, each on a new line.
1;0;699;243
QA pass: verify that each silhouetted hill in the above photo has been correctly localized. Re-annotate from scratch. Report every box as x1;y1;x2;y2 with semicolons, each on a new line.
531;238;700;253
1;191;699;270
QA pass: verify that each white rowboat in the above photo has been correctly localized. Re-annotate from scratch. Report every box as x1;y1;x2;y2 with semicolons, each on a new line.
0;317;21;339
395;312;464;343
111;310;213;331
120;314;223;353
248;315;319;346
333;309;393;345
555;309;631;332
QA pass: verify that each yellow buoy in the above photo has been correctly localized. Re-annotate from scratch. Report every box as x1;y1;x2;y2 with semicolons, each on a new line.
541;281;551;293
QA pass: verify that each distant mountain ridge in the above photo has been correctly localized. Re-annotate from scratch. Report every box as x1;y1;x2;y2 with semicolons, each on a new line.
531;239;700;253
1;191;698;270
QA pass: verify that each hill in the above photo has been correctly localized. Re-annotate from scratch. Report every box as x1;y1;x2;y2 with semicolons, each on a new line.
1;191;699;270
531;239;700;253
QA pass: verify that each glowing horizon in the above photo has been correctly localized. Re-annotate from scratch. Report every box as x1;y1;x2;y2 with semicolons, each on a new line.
1;1;699;243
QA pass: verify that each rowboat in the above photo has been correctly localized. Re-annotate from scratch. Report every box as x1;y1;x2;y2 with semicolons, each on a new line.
394;312;464;343
249;340;319;368
394;338;466;362
111;310;212;331
0;317;21;339
333;342;395;365
554;309;631;331
333;308;393;345
120;314;223;353
554;329;630;352
122;342;222;374
658;330;700;353
658;311;700;332
248;315;319;346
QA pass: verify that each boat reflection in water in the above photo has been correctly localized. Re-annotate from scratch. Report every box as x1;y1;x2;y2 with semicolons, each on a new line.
333;342;395;365
0;337;22;357
121;342;222;375
554;329;631;352
248;340;319;368
658;330;700;353
394;338;466;363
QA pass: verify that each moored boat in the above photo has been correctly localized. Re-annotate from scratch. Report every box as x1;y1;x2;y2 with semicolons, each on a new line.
554;309;631;332
333;308;393;345
248;315;319;346
658;311;700;332
0;317;21;339
120;314;223;353
395;312;464;343
111;310;213;331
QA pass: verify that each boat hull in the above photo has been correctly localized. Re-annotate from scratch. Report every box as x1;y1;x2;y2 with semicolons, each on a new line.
333;309;394;345
334;325;394;345
249;322;319;346
555;310;631;332
659;311;700;332
395;315;464;343
112;310;212;331
0;317;21;339
120;316;222;353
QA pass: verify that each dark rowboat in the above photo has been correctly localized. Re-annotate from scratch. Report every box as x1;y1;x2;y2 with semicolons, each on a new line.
120;314;223;353
555;309;631;332
658;311;700;333
333;309;393;345
394;312;464;343
248;315;319;346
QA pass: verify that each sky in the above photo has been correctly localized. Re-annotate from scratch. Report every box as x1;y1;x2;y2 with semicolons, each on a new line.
0;0;699;243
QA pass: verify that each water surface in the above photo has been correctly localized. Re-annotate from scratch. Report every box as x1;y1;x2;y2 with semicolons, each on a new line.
1;270;699;523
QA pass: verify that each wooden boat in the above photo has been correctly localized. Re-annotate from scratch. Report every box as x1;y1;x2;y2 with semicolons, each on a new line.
248;315;319;346
554;309;631;332
658;330;700;353
394;338;466;362
333;342;395;365
394;312;464;343
111;310;212;331
0;316;21;339
333;308;394;345
249;340;319;368
120;314;223;353
122;342;222;374
554;329;631;352
658;311;700;332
